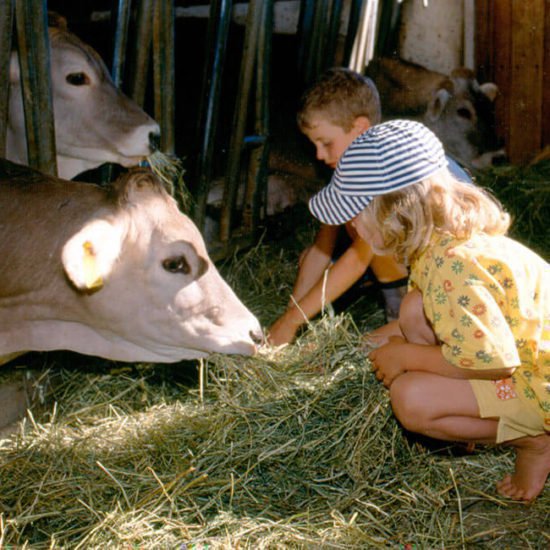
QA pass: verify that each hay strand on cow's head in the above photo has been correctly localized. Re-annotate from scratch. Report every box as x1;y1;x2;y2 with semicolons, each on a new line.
146;150;192;213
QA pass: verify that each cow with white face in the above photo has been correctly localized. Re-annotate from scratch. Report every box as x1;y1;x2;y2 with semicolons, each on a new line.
0;160;263;363
6;14;160;180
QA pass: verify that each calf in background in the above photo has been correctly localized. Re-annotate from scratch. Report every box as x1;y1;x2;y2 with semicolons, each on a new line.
366;56;505;169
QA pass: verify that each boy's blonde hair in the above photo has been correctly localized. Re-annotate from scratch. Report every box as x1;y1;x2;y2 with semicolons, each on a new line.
362;170;511;263
297;67;382;132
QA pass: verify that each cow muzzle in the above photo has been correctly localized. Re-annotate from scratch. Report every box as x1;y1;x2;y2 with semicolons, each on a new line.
148;131;161;152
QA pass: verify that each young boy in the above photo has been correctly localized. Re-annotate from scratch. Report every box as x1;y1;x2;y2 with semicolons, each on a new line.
268;68;409;345
308;119;549;502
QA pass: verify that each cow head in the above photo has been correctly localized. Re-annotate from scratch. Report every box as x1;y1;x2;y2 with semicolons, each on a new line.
7;14;160;180
60;170;263;361
424;69;505;169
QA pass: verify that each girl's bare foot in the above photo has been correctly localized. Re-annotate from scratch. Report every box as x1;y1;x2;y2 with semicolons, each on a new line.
496;433;550;501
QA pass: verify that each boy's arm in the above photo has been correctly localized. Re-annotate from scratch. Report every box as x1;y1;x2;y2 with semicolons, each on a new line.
268;236;374;345
290;224;339;303
369;338;516;387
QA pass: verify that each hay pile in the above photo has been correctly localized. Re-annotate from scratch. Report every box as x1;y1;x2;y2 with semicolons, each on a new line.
2;316;547;548
0;162;549;548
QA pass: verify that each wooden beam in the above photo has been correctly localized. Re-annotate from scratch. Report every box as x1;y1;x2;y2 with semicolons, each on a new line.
543;0;550;149
508;0;545;163
491;0;512;152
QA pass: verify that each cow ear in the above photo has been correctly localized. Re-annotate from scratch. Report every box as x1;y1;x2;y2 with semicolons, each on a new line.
480;82;498;102
9;52;20;84
426;88;450;121
48;11;68;31
62;220;124;292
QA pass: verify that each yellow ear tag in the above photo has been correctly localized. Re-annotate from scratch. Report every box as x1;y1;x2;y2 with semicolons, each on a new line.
82;241;103;290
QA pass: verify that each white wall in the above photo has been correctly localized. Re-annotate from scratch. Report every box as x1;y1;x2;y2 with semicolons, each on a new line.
398;0;465;74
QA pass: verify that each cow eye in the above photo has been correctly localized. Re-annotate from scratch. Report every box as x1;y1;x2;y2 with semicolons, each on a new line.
162;255;191;274
66;72;90;86
457;107;472;120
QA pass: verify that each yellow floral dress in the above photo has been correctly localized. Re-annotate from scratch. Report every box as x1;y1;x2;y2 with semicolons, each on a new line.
410;232;549;442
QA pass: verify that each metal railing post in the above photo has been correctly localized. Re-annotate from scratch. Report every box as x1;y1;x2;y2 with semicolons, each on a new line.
219;0;263;243
14;0;57;175
192;0;233;231
128;0;154;107
153;0;175;154
243;0;273;233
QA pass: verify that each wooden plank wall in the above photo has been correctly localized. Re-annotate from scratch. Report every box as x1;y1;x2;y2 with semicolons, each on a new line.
475;0;549;165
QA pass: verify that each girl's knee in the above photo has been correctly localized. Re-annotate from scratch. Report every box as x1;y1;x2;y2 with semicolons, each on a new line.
390;373;428;432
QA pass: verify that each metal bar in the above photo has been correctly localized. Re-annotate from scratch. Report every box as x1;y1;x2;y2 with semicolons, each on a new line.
14;0;56;175
128;0;154;107
296;0;315;85
111;0;132;87
153;0;175;154
0;0;14;157
244;0;273;233
99;0;132;185
374;0;401;57
310;0;330;80
348;0;377;73
192;0;233;231
343;0;364;67
298;0;331;85
324;0;344;70
219;0;263;243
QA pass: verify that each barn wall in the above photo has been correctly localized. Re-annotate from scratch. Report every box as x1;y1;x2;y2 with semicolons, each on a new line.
476;0;549;164
398;0;465;75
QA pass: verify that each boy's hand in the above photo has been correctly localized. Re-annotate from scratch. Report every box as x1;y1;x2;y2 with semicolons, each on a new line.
267;310;304;346
368;335;407;387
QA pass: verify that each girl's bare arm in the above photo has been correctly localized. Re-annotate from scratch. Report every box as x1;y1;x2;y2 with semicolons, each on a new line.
369;339;516;387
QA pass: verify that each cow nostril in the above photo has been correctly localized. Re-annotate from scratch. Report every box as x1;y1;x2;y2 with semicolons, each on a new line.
149;132;161;151
249;328;265;345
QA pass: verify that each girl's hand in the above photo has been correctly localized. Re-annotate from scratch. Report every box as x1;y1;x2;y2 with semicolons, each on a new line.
368;335;408;387
362;320;403;350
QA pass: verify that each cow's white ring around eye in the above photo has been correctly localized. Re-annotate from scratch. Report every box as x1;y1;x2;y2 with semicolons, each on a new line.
162;256;191;275
66;72;90;86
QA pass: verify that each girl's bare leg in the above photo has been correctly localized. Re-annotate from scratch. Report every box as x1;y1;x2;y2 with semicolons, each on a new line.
390;372;549;501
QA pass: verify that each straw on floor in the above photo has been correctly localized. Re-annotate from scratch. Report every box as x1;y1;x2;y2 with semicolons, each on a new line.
0;159;548;548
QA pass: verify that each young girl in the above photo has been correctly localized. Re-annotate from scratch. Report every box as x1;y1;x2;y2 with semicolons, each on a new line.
309;119;549;501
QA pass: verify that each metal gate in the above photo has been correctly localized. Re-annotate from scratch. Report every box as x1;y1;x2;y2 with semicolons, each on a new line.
1;0;366;261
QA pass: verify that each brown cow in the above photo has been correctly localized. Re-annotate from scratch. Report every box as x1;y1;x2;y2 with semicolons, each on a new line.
7;14;160;180
0;160;263;363
366;56;505;169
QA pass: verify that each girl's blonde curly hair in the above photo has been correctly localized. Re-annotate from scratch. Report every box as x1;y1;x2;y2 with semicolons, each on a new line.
361;169;511;264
